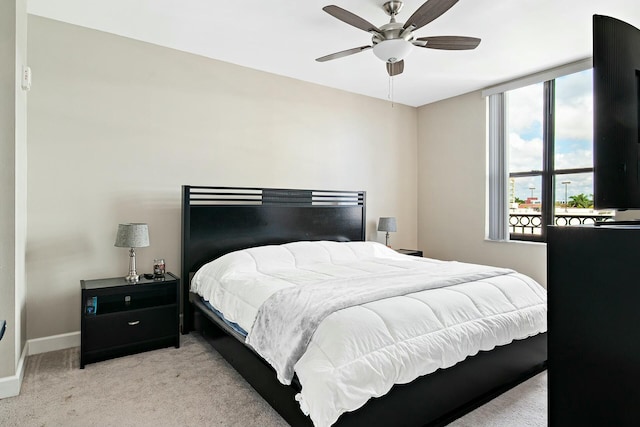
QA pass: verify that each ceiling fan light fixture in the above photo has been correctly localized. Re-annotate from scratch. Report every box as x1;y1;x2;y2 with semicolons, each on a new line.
373;39;414;63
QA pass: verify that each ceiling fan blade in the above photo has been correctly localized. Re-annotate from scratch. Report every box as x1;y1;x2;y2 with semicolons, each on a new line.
316;45;372;62
404;0;459;31
323;5;381;33
414;36;481;50
386;60;405;76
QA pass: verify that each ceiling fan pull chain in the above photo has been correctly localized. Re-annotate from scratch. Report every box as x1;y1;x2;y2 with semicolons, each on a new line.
388;75;395;107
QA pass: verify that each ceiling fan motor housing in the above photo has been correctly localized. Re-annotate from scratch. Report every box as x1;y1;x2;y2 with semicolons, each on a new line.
372;21;415;63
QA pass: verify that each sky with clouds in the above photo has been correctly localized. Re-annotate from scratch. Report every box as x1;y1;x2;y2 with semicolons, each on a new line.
507;69;593;205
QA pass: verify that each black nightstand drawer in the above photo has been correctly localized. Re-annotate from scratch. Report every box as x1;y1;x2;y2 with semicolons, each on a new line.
84;305;177;352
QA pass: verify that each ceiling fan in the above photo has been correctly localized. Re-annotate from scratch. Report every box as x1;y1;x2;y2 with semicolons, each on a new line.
316;0;481;76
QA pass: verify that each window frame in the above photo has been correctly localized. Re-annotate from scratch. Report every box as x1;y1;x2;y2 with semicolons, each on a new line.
485;59;594;243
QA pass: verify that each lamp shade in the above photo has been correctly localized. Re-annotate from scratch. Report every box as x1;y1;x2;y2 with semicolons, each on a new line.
377;217;397;232
373;39;414;63
114;223;150;248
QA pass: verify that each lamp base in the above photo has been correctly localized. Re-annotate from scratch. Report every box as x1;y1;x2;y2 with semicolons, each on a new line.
125;273;140;283
125;247;140;283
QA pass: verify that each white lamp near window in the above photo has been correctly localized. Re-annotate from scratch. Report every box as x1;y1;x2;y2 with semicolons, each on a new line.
114;223;149;283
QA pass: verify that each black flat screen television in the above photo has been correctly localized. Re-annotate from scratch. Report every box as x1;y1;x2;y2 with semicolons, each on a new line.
593;15;640;210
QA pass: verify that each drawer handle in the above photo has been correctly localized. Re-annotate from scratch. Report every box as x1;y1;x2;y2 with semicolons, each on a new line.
128;320;140;326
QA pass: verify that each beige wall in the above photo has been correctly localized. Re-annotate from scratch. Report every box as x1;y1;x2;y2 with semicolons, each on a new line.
417;91;547;286
25;16;418;339
0;0;28;382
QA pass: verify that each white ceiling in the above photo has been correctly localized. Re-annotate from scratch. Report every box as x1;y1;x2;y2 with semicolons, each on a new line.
27;0;640;107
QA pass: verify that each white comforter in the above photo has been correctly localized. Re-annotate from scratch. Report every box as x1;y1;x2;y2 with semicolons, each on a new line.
191;241;547;427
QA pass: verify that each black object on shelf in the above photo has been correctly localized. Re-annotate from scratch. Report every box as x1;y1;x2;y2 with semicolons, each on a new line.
396;248;423;257
0;320;6;341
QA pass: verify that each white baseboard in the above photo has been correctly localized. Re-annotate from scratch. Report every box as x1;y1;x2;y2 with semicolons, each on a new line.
0;341;28;399
0;332;80;399
28;331;80;355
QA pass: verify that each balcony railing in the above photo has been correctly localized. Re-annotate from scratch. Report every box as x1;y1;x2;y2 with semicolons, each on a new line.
509;212;615;235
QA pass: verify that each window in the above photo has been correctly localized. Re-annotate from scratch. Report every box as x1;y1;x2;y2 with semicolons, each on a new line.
487;63;613;242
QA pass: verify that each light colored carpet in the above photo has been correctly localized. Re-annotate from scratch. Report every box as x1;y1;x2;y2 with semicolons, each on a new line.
448;371;547;427
0;333;547;426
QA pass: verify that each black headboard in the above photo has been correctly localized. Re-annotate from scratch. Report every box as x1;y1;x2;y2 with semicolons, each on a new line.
181;186;366;331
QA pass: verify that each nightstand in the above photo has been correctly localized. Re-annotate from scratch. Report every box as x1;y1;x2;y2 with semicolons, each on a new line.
80;272;180;368
397;249;423;257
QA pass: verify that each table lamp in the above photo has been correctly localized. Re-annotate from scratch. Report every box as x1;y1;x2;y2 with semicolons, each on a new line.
378;217;397;247
114;223;149;283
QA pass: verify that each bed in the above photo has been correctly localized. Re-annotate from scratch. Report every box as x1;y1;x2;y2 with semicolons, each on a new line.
181;185;547;427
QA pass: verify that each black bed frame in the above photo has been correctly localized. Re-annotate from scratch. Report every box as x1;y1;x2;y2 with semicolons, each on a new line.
181;185;547;427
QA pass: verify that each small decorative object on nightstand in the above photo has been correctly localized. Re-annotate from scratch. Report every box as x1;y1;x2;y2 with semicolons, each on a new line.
397;249;423;257
80;272;180;368
114;223;150;283
378;217;397;247
153;258;166;277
